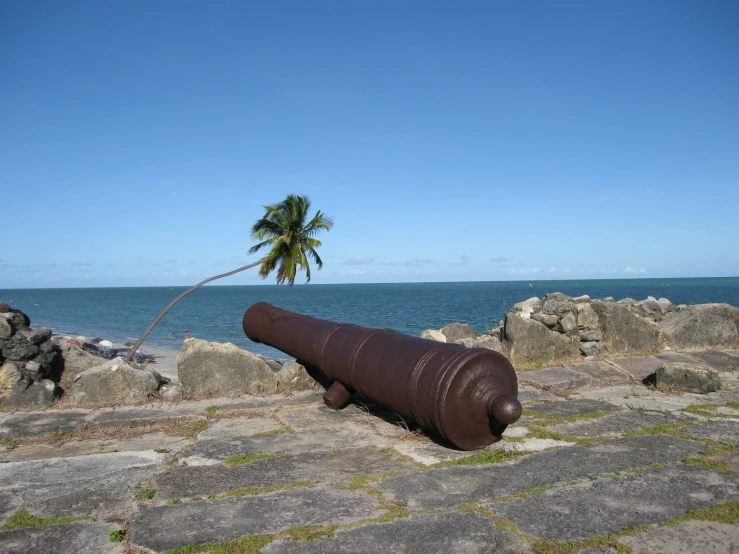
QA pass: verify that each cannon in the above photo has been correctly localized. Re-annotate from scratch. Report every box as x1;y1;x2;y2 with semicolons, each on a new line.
242;302;522;450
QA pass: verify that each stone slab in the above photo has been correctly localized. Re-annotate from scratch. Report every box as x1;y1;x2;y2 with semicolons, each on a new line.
487;465;739;541
610;356;663;380
0;520;123;554
197;417;284;439
655;352;702;364
262;512;533;553
562;361;632;386
525;398;621;418
0;451;165;517
619;520;739;554
575;385;739;411
547;410;694;437
519;367;591;391
156;447;416;499
0;491;23;526
128;488;380;553
689;350;739;372
0;410;92;438
3;433;190;462
682;420;739;445
391;441;474;466
276;404;367;430
179;426;386;464
517;387;564;403
377;435;706;510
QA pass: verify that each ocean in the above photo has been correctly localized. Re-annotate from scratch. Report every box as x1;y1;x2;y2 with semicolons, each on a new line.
2;278;738;361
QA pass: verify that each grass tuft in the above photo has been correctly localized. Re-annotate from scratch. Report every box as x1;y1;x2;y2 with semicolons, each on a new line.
223;453;278;467
134;488;156;500
108;529;126;542
3;509;87;530
163;534;273;554
254;426;294;436
222;481;315;497
282;524;338;543
663;500;739;526
432;449;528;468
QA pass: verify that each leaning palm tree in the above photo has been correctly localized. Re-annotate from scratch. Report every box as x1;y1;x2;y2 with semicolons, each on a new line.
125;194;333;362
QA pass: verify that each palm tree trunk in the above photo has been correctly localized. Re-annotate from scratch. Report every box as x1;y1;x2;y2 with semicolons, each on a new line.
125;258;267;362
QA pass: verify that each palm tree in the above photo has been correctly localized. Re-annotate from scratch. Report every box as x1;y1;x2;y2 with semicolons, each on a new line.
125;194;333;362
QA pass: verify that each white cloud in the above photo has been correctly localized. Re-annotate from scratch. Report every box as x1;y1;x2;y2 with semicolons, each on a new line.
343;258;374;265
624;266;646;274
180;270;189;276
546;267;557;273
509;267;541;274
348;269;365;275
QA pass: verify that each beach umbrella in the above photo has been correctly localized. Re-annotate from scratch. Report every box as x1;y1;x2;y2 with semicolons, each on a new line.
99;340;114;348
65;339;82;347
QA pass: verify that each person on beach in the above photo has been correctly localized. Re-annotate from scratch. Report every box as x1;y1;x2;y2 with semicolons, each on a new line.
170;332;176;338
184;330;189;339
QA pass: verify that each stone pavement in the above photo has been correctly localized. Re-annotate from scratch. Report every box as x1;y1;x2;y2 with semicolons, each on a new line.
1;350;739;553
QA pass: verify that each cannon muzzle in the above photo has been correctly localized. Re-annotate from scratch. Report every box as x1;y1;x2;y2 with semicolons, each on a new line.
243;302;521;450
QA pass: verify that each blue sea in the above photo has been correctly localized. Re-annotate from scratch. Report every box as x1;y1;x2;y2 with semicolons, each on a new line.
2;278;738;361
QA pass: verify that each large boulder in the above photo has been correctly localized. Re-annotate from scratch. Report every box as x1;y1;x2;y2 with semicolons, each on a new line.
503;313;580;368
420;329;446;342
659;304;739;351
472;334;507;355
0;315;14;341
512;297;541;319
540;293;575;316
655;361;721;393
177;338;317;397
70;357;160;407
590;301;662;356
0;361;56;410
58;343;105;387
575;303;600;330
439;323;477;343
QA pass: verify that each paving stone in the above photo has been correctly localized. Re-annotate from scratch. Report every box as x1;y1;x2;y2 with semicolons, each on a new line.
547;410;694;437
0;491;22;526
576;385;737;411
156;447;416;499
501;438;575;451
682;420;739;445
276;404;367;430
519;367;591;391
610;356;663;380
3;433;190;462
578;548;618;554
179;426;385;464
717;450;739;471
562;361;631;386
487;465;739;541
0;410;92;438
128;488;380;553
526;398;621;418
0;520;123;554
0;451;165;517
716;406;739;416
655;352;701;364
262;512;533;553
517;387;564;403
619;519;739;554
690;350;739;372
376;435;706;510
197;417;284;439
391;441;473;466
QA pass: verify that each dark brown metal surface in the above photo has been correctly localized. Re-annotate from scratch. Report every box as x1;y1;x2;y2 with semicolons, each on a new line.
243;302;521;450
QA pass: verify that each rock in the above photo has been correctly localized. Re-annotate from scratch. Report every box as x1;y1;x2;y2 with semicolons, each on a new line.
579;329;603;342
472;335;507;354
275;361;319;392
655;362;721;393
0;303;10;313
420;329;446;342
513;297;541;319
439;322;477;343
576;303;600;330
23;360;42;380
556;312;578;335
660;303;739;350
70;357;160;407
0;362;56;410
531;313;558;327
178;339;283;397
540;292;574;315
27;327;52;345
160;382;184;400
656;297;675;313
1;334;40;361
633;298;663;318
504;313;580;368
0;315;14;340
58;343;104;387
264;359;283;371
603;297;614;302
572;295;591;303
580;341;605;357
454;338;476;348
591;301;661;356
616;298;637;306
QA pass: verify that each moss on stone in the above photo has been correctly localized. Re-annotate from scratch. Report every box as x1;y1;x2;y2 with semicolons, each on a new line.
3;509;87;530
223;453;281;467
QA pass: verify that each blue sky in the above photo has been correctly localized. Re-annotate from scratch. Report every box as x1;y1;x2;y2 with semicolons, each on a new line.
1;0;737;288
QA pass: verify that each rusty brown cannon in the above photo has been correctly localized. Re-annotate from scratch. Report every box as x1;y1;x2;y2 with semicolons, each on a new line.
242;302;521;450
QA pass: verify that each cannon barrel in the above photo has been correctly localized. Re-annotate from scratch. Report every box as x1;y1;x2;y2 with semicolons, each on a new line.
242;302;521;450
